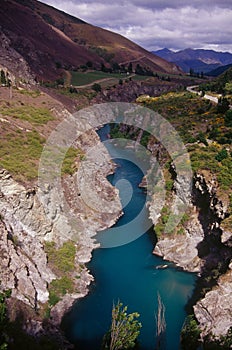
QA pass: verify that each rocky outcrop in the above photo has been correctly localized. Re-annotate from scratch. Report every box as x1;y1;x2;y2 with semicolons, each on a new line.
0;218;54;307
153;213;204;272
0;32;36;86
194;265;232;339
0;168;55;307
93;79;183;103
149;168;232;340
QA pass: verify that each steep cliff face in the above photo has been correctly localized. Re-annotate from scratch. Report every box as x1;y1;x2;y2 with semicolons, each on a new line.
0;107;122;336
150;169;232;340
192;172;232;339
194;265;232;339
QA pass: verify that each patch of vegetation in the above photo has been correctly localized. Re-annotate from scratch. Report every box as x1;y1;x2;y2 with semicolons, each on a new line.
44;241;76;274
0;130;45;181
56;86;96;102
224;109;232;127
215;148;228;161
141;92;215;141
110;124;153;149
48;276;74;306
45;241;77;307
17;89;41;98
61;147;85;175
189;144;232;190
189;145;219;173
200;66;232;98
89;46;114;62
0;101;85;181
154;206;171;237
217;157;232;190
92;83;101;92
1;104;54;125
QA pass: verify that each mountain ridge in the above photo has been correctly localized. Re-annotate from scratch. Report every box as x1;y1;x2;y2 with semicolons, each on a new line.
153;48;232;74
0;0;181;82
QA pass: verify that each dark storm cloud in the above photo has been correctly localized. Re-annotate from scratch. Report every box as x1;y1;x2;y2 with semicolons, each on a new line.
40;0;232;52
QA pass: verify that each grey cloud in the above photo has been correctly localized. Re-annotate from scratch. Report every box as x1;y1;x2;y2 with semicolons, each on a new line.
132;0;232;9
42;0;232;9
40;0;232;52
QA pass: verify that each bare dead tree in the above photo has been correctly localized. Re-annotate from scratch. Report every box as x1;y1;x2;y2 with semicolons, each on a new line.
155;292;166;350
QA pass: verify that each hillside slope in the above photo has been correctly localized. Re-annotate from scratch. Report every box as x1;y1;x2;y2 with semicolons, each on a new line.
0;0;181;82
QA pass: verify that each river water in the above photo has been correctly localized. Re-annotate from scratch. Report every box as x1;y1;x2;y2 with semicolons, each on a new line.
63;125;196;350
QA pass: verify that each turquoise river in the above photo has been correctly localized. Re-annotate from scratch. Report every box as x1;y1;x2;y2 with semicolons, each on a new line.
63;125;196;350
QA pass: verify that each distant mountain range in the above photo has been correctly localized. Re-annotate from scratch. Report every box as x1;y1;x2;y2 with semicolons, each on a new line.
152;48;232;75
0;0;181;82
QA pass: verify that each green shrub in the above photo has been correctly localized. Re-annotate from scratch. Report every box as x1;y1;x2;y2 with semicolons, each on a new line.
48;276;74;306
18;89;41;98
215;149;228;162
197;132;208;146
92;83;101;92
165;179;174;191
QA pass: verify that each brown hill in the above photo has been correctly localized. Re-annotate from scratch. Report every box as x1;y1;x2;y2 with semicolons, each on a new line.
0;0;182;81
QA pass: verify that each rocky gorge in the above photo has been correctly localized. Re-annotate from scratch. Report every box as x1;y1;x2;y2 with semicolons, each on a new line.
0;72;231;348
0;0;231;347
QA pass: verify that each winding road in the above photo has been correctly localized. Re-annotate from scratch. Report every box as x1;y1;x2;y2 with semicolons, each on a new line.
186;85;221;103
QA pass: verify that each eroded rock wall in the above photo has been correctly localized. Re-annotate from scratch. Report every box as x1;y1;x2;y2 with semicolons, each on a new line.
149;169;232;340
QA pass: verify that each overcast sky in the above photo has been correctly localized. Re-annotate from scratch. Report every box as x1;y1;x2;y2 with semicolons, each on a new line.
40;0;232;53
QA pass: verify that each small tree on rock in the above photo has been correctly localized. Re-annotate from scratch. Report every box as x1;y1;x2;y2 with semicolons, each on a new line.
181;315;201;350
102;301;142;350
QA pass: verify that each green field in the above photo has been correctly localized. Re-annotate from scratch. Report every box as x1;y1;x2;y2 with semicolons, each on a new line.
70;71;132;86
68;70;194;88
